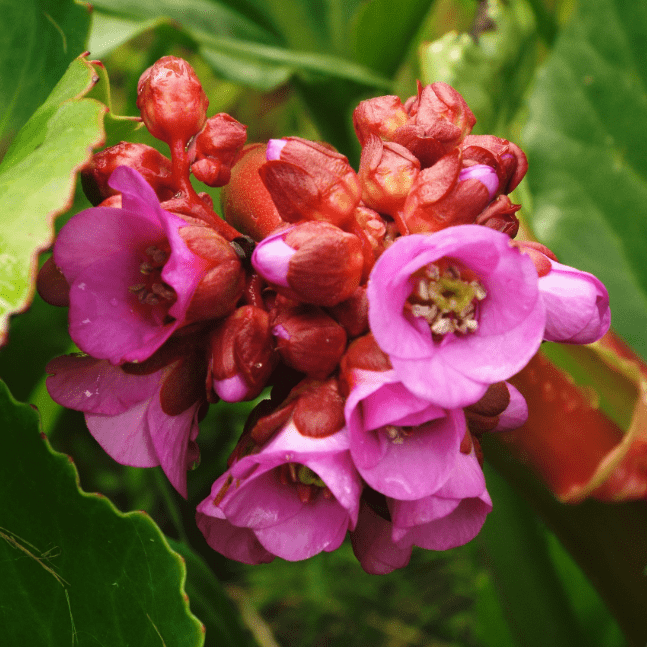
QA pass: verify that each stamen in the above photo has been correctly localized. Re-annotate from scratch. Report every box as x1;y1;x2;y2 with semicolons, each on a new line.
407;260;486;338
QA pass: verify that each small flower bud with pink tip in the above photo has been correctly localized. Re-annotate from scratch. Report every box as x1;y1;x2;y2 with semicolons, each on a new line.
259;137;362;227
136;56;208;146
209;306;277;402
252;222;364;307
81;142;175;205
399;150;498;233
188;113;247;187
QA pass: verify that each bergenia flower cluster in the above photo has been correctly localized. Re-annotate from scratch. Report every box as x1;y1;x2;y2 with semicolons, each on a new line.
39;56;610;573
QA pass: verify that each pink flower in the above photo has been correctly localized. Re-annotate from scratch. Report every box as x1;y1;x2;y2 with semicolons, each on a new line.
350;450;491;574
54;166;211;365
46;354;200;497
344;367;465;500
367;225;546;408
196;422;362;562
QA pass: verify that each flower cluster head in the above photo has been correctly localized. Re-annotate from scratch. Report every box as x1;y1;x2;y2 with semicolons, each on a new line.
40;57;611;573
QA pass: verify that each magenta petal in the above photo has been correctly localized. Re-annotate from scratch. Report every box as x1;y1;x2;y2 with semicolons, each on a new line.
355;409;464;500
148;394;200;498
350;503;412;575
46;355;159;414
196;513;275;564
539;261;610;344
67;251;179;364
251;231;294;287
223;469;305;530
458;164;498;200
254;496;349;561
160;210;211;321
85;399;158;468
397;495;492;551
54;208;163;283
495;382;528;431
390;354;489;408
214;373;250;402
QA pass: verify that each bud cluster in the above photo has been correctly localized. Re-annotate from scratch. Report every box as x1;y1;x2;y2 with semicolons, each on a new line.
41;57;610;573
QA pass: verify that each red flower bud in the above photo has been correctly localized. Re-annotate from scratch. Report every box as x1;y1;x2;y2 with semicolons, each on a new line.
81;142;175;205
209;305;277;401
221;144;283;241
474;195;521;238
399;150;495;233
393;82;476;168
353;95;409;146
252;221;364;307
259;137;361;227
460;135;528;194
326;285;369;338
249;376;345;444
358;135;420;216
136;56;208;145
464;382;512;434
339;333;391;396
271;302;347;379
354;206;390;256
180;226;245;322
37;256;69;307
188;113;247;187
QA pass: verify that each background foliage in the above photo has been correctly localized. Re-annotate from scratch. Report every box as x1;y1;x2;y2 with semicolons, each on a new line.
1;0;645;645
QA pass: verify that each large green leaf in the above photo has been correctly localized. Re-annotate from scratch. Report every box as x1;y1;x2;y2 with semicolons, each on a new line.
522;0;647;361
0;380;205;645
0;55;106;346
0;0;91;146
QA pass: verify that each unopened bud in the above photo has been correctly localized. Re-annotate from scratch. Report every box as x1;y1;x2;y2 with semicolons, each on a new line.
37;256;70;307
475;195;521;238
180;226;245;322
81;142;175;205
460;135;528;194
259;137;361;227
353;95;409;146
394;82;476;168
136;56;208;145
209;306;276;401
327;286;369;338
221;144;283;241
399;150;496;233
252;222;363;306
188;113;247;186
358;135;420;216
271;303;347;379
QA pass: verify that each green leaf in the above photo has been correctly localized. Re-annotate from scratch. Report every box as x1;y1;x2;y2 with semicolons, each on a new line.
0;55;106;346
352;0;435;77
419;0;537;134
482;433;647;647
0;380;205;645
168;539;259;647
0;0;91;146
522;0;647;361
